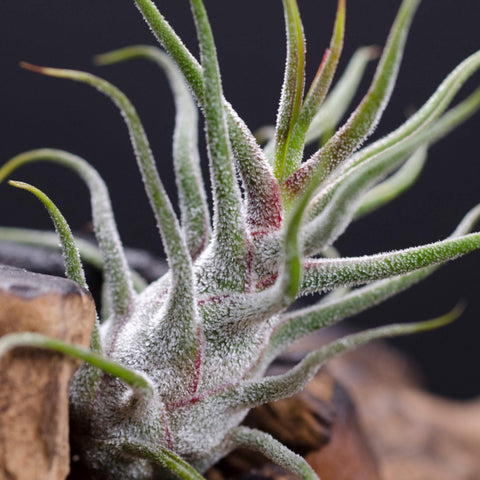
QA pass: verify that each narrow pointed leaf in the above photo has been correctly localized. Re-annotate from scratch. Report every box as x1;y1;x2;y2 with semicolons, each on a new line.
264;47;376;162
256;203;480;368
20;63;201;366
241;147;331;318
95;45;211;259
8;181;87;289
304;145;420;253
226;105;283;233
125;442;207;480
133;0;203;97
0;332;154;395
283;0;420;199
252;78;480;280
284;0;346;177
305;46;380;145
236;163;321;319
305;84;480;243
20;63;189;274
132;0;282;233
305;47;480;221
273;0;306;182
252;40;413;309
0;149;134;320
355;146;427;218
339;49;480;178
190;0;248;292
0;227;148;293
301;232;480;296
227;310;459;408
7;180;103;353
228;427;319;480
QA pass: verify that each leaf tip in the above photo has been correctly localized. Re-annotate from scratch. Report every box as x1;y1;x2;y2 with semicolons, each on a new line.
92;53;110;67
424;301;466;331
7;179;28;190
19;61;47;74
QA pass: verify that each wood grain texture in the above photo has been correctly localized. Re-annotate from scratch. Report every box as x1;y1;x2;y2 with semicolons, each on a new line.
0;266;95;480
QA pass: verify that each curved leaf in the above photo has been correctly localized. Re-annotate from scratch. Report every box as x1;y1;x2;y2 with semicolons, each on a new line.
255;203;480;370
227;308;459;408
8;181;87;289
284;0;346;177
301;232;480;295
190;0;248;292
0;332;154;395
20;64;201;370
95;45;211;259
132;0;282;233
304;84;480;249
0;149;134;321
354;145;427;218
0;227;148;292
228;427;319;480
283;0;420;200
273;0;306;182
305;46;380;145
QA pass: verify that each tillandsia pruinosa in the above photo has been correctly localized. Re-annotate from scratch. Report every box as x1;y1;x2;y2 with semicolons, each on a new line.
0;0;480;478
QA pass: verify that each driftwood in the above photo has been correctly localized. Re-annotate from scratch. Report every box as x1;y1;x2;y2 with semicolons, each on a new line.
328;339;480;480
1;246;479;479
0;266;95;480
209;331;480;480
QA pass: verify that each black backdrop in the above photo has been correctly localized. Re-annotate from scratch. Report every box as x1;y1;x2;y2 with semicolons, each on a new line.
0;0;479;398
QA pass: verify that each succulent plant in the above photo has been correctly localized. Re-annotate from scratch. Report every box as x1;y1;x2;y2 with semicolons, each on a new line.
1;0;480;478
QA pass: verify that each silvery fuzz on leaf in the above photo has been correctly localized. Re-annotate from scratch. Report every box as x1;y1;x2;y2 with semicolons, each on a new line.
1;0;480;479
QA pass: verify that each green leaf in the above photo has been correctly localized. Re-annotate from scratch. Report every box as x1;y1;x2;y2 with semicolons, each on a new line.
258;203;480;367
124;442;207;480
0;332;154;395
0;227;148;293
301;232;480;295
228;427;319;480
132;0;282;234
228;307;460;408
245;156;317;316
8;181;87;289
0;149;134;321
189;0;248;292
7;180;103;353
283;0;346;178
336;49;480;182
95;45;211;259
355;146;427;218
132;0;203;98
305;46;380;145
20;64;201;368
283;0;420;200
305;83;480;236
273;0;306;182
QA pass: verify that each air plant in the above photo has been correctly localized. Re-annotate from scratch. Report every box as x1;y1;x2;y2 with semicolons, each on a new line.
0;0;480;478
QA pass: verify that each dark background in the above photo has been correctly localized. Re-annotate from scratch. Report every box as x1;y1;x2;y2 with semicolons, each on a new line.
0;0;479;398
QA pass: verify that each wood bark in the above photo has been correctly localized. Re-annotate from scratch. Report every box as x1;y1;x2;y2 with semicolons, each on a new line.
0;266;95;480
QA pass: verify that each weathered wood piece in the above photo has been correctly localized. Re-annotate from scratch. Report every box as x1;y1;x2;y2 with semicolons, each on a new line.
210;329;480;480
328;339;480;480
209;352;380;480
0;266;95;480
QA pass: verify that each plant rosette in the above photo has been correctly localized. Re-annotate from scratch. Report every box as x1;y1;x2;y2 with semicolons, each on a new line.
1;0;480;479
